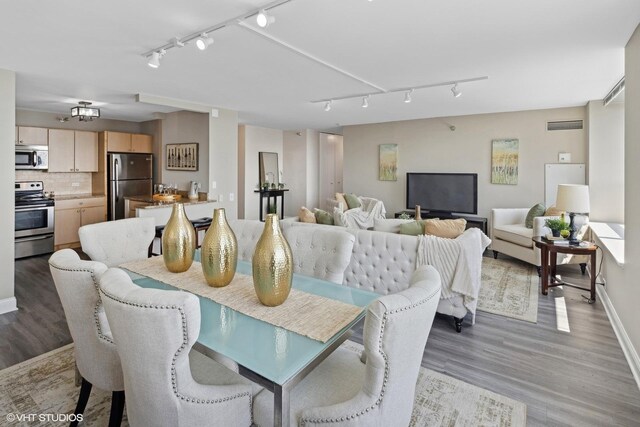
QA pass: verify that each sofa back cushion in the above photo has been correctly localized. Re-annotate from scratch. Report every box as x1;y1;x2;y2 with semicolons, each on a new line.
373;218;414;233
343;229;417;295
525;203;546;228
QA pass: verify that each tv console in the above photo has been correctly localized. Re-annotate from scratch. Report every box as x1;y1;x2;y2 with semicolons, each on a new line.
394;210;487;235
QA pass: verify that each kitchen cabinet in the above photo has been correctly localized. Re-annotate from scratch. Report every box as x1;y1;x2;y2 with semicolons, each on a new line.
104;131;153;153
48;129;98;172
54;197;106;248
16;126;48;146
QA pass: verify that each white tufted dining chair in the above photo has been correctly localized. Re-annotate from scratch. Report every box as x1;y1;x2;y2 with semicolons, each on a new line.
283;226;356;284
253;265;441;427
228;219;266;262
99;268;256;427
48;249;125;427
79;217;155;267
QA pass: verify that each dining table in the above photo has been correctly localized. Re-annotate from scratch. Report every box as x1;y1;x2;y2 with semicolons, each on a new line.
122;255;380;427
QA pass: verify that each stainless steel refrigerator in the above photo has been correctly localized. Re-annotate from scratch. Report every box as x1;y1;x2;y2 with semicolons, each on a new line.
108;153;153;220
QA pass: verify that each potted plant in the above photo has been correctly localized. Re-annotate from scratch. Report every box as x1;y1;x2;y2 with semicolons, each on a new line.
544;218;570;237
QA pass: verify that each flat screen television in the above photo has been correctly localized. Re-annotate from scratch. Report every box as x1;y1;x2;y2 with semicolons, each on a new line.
406;173;478;215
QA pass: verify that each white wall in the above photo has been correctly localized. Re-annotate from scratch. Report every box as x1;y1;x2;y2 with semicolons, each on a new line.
159;111;210;193
282;129;321;216
587;100;624;222
238;125;283;220
209;108;239;219
0;69;16;312
342;107;587;219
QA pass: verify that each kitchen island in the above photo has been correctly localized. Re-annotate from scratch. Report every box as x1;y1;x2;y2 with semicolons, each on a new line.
124;196;218;225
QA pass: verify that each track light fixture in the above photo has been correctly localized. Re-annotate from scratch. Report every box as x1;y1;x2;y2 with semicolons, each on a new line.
324;100;332;112
196;33;214;50
451;84;462;98
362;95;370;108
404;89;413;103
256;10;276;28
147;49;165;68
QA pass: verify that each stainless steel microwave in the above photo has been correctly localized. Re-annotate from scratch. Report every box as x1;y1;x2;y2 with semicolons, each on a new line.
15;145;48;170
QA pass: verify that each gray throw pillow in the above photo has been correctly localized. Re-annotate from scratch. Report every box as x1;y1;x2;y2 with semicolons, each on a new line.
343;194;362;210
525;203;546;229
399;221;423;236
314;208;335;225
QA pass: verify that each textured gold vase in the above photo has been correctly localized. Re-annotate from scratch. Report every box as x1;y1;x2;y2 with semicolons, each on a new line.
162;203;196;273
252;214;293;306
201;208;238;287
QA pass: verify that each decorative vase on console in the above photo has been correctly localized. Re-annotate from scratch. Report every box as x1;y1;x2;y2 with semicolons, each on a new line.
201;208;238;287
162;203;196;273
252;214;293;307
415;204;422;220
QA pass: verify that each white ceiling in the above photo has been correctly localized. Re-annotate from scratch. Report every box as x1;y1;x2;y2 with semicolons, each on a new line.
1;0;638;130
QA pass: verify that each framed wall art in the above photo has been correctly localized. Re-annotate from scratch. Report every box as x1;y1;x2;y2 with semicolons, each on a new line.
379;144;398;181
491;139;519;185
166;143;198;171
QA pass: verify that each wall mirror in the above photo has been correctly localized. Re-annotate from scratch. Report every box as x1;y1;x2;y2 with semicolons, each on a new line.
259;152;279;187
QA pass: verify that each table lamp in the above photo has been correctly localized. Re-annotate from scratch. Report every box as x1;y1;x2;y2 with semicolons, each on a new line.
555;184;590;245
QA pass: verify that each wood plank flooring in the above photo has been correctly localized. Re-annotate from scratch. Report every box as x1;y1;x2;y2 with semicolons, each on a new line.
3;252;640;426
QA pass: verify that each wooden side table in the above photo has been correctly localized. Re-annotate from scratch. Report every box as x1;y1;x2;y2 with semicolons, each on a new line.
533;236;598;303
254;189;289;221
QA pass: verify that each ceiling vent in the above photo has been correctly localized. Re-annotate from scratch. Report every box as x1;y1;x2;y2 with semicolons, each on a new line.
546;120;583;131
603;77;625;106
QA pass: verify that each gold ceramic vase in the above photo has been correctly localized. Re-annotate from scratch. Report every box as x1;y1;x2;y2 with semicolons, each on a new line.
162;203;196;273
201;208;238;287
252;214;293;306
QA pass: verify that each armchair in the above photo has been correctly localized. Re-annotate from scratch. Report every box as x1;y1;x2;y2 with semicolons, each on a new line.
326;195;386;229
490;208;588;274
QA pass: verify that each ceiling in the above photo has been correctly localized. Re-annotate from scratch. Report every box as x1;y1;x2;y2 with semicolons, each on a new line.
1;0;638;130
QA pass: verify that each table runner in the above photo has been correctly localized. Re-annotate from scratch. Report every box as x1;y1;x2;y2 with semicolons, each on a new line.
119;256;363;343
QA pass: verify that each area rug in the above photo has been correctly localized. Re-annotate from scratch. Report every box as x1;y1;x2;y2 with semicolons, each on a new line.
1;343;526;427
478;257;539;323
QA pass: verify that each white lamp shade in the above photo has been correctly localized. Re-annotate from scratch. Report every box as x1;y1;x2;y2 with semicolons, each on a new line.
555;184;590;214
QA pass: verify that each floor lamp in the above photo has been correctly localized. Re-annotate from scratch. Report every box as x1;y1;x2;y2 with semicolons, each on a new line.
555;184;590;245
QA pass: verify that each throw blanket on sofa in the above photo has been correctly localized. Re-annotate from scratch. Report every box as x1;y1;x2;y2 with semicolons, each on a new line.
417;228;491;323
333;198;386;229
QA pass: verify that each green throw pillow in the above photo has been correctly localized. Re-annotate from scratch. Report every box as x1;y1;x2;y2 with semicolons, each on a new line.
343;193;362;210
314;209;334;225
525;203;546;229
399;221;423;236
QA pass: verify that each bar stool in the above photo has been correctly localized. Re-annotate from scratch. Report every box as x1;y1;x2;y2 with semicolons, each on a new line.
153;218;212;255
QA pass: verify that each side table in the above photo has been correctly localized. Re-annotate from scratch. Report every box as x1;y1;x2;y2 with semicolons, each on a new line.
532;236;598;303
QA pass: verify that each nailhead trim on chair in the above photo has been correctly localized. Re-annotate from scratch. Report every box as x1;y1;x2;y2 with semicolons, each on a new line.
99;287;253;419
299;286;440;426
49;261;114;345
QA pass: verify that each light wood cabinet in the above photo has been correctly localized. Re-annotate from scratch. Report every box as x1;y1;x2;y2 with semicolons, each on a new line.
54;197;107;248
105;131;152;153
48;129;98;172
16;126;48;146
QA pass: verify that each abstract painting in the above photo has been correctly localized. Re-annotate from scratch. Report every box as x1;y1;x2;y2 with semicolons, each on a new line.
379;144;398;181
491;139;519;184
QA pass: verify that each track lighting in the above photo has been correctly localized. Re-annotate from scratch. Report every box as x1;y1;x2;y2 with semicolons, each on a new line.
404;89;413;103
256;10;276;28
324;100;332;112
196;33;214;50
362;95;369;108
147;50;165;68
451;84;462;98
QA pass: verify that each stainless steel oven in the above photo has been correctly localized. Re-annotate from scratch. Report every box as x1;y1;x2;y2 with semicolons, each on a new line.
15;181;55;259
15;145;48;170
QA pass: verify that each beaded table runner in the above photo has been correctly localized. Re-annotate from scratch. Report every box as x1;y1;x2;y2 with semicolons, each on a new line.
120;256;363;343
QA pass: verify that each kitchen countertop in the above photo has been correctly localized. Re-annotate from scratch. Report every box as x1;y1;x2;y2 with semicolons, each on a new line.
125;195;217;209
53;193;106;201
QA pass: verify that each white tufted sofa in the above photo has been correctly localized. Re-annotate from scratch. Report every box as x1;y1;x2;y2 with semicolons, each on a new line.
278;221;470;331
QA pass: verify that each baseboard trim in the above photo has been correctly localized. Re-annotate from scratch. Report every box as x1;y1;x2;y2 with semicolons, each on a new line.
596;284;640;391
0;297;17;315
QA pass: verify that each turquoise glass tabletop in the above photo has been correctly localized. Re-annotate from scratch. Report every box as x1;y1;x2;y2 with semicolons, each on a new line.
127;257;379;385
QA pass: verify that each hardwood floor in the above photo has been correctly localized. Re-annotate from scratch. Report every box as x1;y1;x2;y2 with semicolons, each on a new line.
3;252;640;426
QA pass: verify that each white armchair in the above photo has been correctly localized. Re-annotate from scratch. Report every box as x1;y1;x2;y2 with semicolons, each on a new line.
327;196;386;229
490;208;589;273
253;265;442;426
